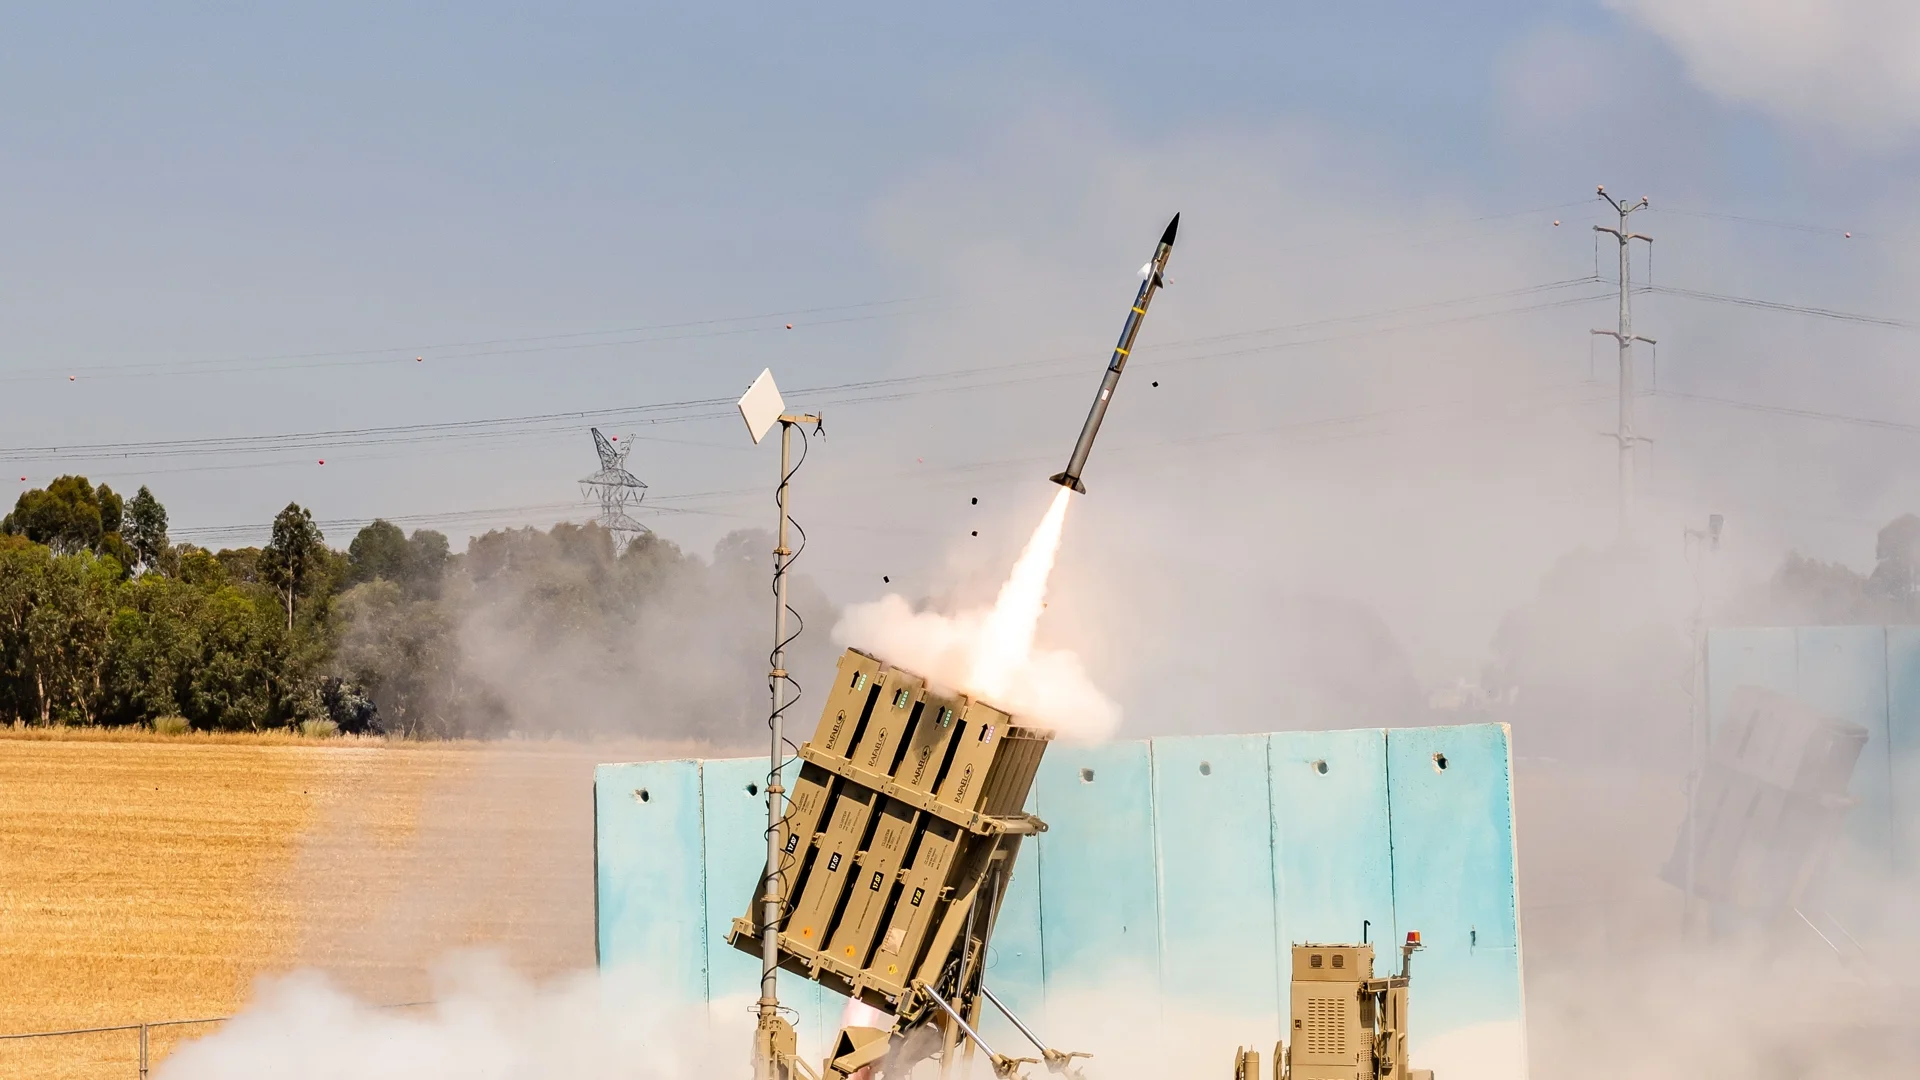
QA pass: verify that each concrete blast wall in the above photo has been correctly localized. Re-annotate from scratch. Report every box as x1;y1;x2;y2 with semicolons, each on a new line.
595;723;1524;1075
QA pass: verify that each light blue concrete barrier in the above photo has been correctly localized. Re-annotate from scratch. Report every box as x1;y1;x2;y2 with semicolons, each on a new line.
596;723;1524;1070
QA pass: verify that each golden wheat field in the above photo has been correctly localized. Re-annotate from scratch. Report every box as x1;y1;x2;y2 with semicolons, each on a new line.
0;730;706;1080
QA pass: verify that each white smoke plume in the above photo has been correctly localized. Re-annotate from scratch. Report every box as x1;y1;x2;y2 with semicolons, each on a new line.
833;489;1120;741
970;488;1073;701
154;953;741;1080
1608;0;1920;145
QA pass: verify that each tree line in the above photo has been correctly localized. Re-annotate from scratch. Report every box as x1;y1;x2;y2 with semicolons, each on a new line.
0;475;833;741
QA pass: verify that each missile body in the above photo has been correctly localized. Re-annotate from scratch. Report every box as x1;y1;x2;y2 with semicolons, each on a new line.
1049;213;1179;494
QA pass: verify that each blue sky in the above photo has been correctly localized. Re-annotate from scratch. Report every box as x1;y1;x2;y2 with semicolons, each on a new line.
6;2;1920;697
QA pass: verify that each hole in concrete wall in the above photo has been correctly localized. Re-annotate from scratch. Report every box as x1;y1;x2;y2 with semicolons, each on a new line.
635;788;651;803
1311;759;1328;775
1079;767;1095;784
747;782;760;797
1432;752;1449;772
1198;762;1212;776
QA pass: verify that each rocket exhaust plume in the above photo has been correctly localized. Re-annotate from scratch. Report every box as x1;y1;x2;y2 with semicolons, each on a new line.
834;221;1181;740
834;488;1116;740
971;486;1074;700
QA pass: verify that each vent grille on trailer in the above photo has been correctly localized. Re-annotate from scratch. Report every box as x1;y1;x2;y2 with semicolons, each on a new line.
1304;997;1348;1055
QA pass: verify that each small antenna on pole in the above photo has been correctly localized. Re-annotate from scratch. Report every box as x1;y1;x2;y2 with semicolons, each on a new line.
739;368;821;1080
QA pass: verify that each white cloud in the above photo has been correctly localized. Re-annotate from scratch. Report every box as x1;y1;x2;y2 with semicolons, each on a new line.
1609;0;1920;145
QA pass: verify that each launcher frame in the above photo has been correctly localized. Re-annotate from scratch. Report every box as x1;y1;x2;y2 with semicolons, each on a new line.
728;649;1070;1080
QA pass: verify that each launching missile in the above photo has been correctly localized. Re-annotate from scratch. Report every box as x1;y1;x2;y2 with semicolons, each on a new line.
1049;213;1179;494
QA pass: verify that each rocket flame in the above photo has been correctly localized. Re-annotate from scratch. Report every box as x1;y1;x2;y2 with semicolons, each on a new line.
833;486;1118;741
971;486;1073;699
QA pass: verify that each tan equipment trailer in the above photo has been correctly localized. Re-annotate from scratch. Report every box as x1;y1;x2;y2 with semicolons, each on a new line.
1235;936;1433;1080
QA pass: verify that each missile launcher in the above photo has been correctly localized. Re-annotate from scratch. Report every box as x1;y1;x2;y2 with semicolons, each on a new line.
729;648;1059;1079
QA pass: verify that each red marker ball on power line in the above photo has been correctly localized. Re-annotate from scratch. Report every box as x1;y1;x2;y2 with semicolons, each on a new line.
318;459;325;465
1845;232;1853;239
785;323;793;330
416;356;424;362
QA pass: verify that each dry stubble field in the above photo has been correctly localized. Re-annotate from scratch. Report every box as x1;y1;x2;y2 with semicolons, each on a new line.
0;729;707;1080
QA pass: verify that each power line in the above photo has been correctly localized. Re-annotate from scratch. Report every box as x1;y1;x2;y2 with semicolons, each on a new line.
1647;283;1920;330
168;380;1613;544
1;295;956;383
1;279;1612;468
17;274;1603;388
1241;200;1592;259
2;200;1600;384
1161;275;1599;350
1653;388;1920;436
33;302;985;383
1652;205;1858;239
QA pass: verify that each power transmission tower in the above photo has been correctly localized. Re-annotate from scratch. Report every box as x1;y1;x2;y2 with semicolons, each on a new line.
1592;186;1656;535
579;427;649;553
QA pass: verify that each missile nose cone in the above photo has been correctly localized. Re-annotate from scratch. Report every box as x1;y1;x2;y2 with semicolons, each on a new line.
1160;213;1180;248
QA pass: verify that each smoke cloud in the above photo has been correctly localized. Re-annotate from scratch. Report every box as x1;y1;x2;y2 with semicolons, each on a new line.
833;489;1120;741
154;954;740;1080
1608;0;1920;145
335;525;835;746
157;962;1529;1080
833;593;1120;742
